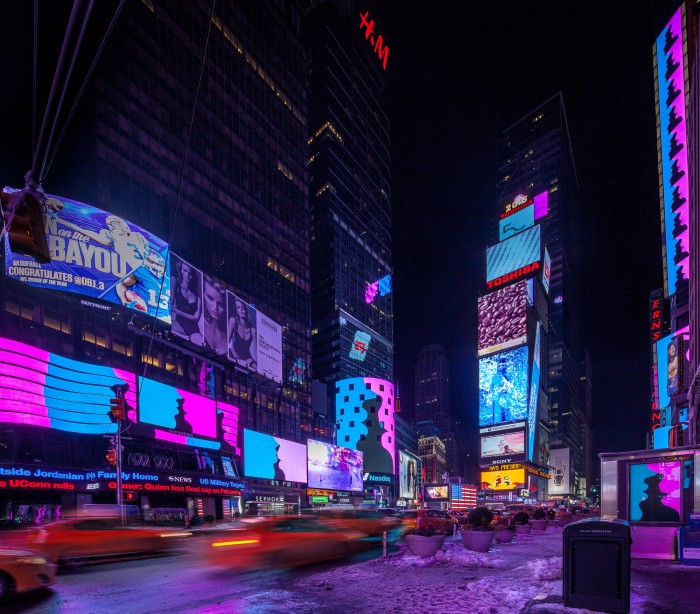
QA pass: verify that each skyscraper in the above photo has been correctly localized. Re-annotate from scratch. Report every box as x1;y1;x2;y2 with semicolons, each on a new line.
414;344;456;472
306;1;393;389
490;93;589;499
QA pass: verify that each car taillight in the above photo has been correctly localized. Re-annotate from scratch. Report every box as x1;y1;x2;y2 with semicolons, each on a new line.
211;538;260;547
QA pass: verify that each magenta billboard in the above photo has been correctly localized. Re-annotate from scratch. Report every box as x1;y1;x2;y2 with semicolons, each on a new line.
654;6;690;297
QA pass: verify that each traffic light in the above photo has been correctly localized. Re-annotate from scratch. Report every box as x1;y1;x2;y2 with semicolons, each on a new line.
108;397;124;422
1;188;51;264
106;448;117;465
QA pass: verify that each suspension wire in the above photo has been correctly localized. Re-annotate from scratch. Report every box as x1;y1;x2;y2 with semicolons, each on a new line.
31;0;94;185
136;0;217;403
32;0;38;157
42;0;127;183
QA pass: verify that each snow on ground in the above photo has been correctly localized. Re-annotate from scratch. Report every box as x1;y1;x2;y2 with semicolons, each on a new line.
293;526;665;614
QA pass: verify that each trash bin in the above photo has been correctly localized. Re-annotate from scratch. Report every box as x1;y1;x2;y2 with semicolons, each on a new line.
678;513;700;566
563;517;631;614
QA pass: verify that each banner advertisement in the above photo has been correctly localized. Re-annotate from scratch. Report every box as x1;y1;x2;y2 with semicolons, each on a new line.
549;448;570;495
255;309;283;383
170;253;204;344
399;450;418;500
5;193;170;321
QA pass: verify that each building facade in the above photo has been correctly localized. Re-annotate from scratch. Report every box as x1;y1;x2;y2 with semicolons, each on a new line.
1;1;312;523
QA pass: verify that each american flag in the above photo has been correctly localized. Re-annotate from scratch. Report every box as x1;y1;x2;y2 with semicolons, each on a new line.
450;484;477;510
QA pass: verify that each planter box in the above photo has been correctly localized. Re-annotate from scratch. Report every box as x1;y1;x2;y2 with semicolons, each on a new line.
530;519;548;531
494;529;515;544
460;529;494;552
514;524;532;535
405;534;445;557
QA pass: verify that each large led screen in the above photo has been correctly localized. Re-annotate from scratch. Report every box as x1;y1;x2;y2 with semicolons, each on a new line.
4;193;170;321
243;429;307;483
480;469;526;491
527;322;541;461
137;377;240;454
486;224;540;287
478;346;529;427
629;461;681;522
655;6;690;297
307;439;363;492
0;337;135;435
399;450;419;500
549;447;570;495
499;204;534;241
480;430;525;459
477;280;528;356
424;485;448;500
336;377;395;475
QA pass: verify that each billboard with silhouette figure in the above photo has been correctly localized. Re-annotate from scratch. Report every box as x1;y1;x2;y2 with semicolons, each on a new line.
629;460;681;522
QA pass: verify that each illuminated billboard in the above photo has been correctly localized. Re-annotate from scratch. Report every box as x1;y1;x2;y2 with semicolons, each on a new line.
629;460;681;522
168;252;282;383
243;429;307;483
477;280;528;356
4;192;170;321
399;450;419;500
486;225;541;290
349;330;372;361
480;430;525;459
527;322;541;461
0;337;134;435
655;333;687;410
307;439;363;492
533;190;549;219
542;247;551;295
654;6;690;297
365;274;391;304
480;468;526;491
137;377;240;454
549;448;570;495
424;485;449;500
336;377;395;475
499;205;534;241
478;346;529;427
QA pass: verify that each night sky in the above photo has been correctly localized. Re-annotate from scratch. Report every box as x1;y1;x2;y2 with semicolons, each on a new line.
372;0;684;469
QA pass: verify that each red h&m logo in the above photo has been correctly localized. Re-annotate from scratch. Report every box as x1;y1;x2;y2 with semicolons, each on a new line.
359;11;389;70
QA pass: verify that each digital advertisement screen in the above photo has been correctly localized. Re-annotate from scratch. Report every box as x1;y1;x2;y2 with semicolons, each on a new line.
542;247;551;295
480;430;525;459
655;333;675;410
0;337;135;435
549;447;570;494
365;274;392;304
480;469;525;491
137;377;240;454
477;280;528;356
499;204;534;241
349;330;372;361
533;190;549;220
486;224;541;285
655;6;690;297
399;450;418;500
527;321;541;461
4;193;170;321
424;485;448;500
254;308;283;383
478;346;529;427
335;377;395;476
243;429;307;483
629;461;681;522
307;439;363;492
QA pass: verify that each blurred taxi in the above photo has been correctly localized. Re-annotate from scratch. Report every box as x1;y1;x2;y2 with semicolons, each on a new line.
0;547;56;601
396;509;458;533
26;517;183;567
204;515;366;570
318;510;401;536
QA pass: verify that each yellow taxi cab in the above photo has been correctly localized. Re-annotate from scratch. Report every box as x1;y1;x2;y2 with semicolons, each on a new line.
0;547;56;601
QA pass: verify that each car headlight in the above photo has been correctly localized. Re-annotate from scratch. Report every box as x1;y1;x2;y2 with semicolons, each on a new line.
17;557;48;565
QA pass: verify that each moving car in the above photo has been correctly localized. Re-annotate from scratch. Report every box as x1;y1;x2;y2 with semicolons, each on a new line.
318;510;402;536
26;517;181;567
0;547;56;601
204;515;366;570
396;509;458;533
